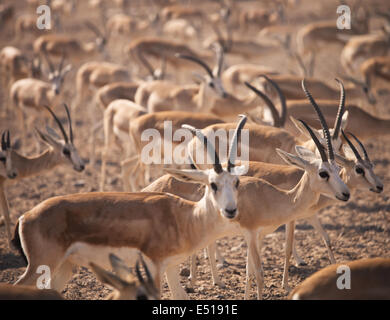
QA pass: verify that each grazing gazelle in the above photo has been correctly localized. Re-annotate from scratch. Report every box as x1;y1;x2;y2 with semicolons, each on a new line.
289;257;390;300
0;104;84;246
89;253;159;300
12;116;247;300
10;51;72;145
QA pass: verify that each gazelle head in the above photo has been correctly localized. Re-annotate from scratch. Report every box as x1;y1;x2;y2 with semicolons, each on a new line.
43;50;72;95
176;44;228;99
337;130;383;193
278;119;350;202
165;115;247;220
293;79;349;156
0;131;18;179
36;104;85;172
278;80;351;201
85;20;108;54
89;253;159;300
244;75;287;128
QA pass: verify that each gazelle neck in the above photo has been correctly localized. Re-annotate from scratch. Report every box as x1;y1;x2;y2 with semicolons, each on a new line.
11;147;61;179
188;186;233;251
286;171;320;213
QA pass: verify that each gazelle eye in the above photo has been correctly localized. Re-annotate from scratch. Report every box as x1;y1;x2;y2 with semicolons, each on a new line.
209;82;215;88
210;182;218;192
63;148;71;156
355;167;364;175
319;171;329;180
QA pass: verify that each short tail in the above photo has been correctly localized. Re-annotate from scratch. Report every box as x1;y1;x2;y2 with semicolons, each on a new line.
11;219;28;266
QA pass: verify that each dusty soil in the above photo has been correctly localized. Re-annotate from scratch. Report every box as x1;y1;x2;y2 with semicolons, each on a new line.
0;0;389;300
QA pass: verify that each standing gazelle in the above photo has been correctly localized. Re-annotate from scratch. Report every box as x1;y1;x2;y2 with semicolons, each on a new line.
0;104;84;246
10;52;71;146
12;116;247;300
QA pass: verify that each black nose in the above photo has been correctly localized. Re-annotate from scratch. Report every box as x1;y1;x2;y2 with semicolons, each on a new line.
342;192;350;200
225;208;237;218
377;185;383;192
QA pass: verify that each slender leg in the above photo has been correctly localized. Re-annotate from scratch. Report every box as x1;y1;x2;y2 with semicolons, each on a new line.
282;221;295;292
165;265;188;300
189;254;197;288
243;230;263;300
215;242;226;265
120;155;138;191
0;184;12;247
292;237;307;267
207;243;225;288
307;214;336;264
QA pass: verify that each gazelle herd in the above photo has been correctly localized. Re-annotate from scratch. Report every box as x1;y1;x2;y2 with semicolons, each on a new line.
0;0;389;300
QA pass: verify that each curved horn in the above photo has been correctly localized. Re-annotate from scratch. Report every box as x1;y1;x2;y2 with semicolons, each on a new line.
341;130;362;161
212;42;224;78
182;124;223;174
58;51;66;73
175;54;214;78
63;103;73;143
6;130;10;149
42;47;54;73
43;105;69;143
332;78;346;140
1;131;7;150
227;115;247;172
298;119;328;162
346;131;370;162
85;21;104;38
260;74;287;127
244;81;281;127
301;79;334;161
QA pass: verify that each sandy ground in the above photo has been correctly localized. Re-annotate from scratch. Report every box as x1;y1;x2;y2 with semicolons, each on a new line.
0;0;389;300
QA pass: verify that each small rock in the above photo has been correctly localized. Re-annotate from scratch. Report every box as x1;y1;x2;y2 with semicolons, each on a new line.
180;267;190;277
185;287;195;293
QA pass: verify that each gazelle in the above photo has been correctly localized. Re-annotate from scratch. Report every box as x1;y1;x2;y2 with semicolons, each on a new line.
255;74;376;106
74;61;131;112
358;56;390;96
283;100;390;141
89;253;159;300
12;117;247;300
0;104;84;246
100;99;147;191
10;52;72;145
221;63;279;97
340;29;390;75
125;37;211;79
96;82;140;111
289;257;390;299
33;21;108;64
296;4;369;75
123;111;225;191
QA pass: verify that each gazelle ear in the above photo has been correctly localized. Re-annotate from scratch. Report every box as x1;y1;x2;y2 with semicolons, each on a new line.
46;125;62;141
290;116;321;141
340;111;349;131
230;164;248;176
89;262;127;291
342;144;356;161
334;153;353;167
276;148;309;169
295;146;318;162
163;168;209;185
61;64;72;76
35;128;58;146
